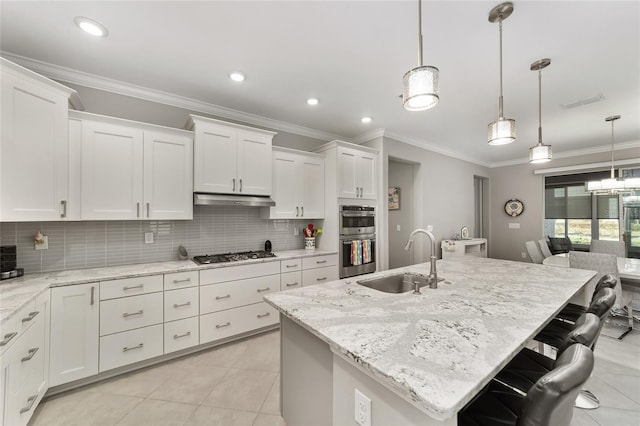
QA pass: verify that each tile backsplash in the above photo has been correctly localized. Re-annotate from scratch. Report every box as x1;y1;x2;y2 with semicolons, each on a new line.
0;206;315;274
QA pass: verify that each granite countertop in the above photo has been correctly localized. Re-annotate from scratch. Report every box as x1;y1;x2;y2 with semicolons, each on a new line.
263;256;596;421
0;249;336;326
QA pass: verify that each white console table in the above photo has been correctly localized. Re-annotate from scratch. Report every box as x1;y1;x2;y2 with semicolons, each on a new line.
441;238;488;259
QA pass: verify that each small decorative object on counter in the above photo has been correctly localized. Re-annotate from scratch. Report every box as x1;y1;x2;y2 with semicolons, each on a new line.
460;226;469;239
177;245;189;260
303;224;322;250
305;237;316;250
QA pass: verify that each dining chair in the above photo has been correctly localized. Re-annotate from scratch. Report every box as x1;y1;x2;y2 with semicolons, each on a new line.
537;239;553;259
568;251;634;340
590;239;626;258
525;241;544;264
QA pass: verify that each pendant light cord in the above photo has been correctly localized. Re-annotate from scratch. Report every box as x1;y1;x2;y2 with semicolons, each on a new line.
418;0;423;67
610;120;615;179
498;19;504;118
538;69;542;145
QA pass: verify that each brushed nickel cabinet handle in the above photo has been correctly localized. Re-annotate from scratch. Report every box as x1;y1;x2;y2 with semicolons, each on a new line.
257;312;271;318
0;332;18;347
301;206;304;217
316;260;327;264
90;286;95;305
146;202;150;218
122;310;144;318
123;284;144;291
215;294;231;300
60;200;67;218
232;178;236;192
172;278;191;283
137;202;140;218
239;179;243;192
173;332;191;339
256;287;271;292
286;282;299;287
316;277;327;281
296;206;299;217
21;311;39;323
173;302;191;308
20;395;38;413
285;264;297;268
21;347;39;362
123;343;144;352
216;321;231;329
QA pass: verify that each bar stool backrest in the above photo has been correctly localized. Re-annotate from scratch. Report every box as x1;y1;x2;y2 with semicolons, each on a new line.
556;312;600;354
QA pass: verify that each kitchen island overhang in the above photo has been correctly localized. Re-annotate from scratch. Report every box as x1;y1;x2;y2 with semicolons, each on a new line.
264;256;596;424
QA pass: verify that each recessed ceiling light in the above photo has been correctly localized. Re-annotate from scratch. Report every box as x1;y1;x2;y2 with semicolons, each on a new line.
361;117;372;123
307;98;319;106
74;17;108;37
229;72;245;82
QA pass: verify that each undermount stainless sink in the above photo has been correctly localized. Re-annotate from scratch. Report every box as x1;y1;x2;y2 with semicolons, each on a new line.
356;273;429;294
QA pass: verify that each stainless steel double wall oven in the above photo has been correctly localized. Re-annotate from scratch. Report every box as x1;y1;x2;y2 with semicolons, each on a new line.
339;205;376;278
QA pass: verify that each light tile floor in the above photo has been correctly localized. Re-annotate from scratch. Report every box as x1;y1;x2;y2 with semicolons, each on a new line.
30;320;640;426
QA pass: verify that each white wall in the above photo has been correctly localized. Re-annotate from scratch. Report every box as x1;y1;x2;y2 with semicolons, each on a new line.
388;160;415;269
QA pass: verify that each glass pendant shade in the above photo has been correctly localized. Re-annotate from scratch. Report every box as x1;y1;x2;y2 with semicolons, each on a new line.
487;117;516;145
529;143;552;163
402;65;439;111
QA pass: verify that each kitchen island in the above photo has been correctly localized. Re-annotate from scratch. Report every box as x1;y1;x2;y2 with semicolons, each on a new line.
263;256;596;426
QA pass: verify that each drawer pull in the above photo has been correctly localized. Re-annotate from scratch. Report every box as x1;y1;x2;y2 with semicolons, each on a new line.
216;294;231;300
256;287;271;292
173;302;191;308
122;310;144;318
0;332;17;346
316;277;327;281
173;332;191;339
316;260;328;264
286;264;298;268
286;282;299;287
123;284;144;291
172;278;191;283
21;311;39;323
216;322;231;329
123;343;144;352
21;347;39;362
91;286;95;305
20;395;38;414
257;312;271;318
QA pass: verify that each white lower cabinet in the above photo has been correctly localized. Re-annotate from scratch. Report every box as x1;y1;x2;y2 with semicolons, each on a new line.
303;266;339;287
200;274;280;314
164;317;199;354
200;302;278;344
99;324;164;372
99;292;163;336
280;271;302;290
49;283;99;387
164;287;199;322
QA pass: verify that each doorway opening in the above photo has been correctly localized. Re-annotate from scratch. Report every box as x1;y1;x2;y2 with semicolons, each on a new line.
474;176;488;238
388;159;418;269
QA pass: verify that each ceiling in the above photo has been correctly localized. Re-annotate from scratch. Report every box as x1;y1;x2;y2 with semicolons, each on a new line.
1;1;638;167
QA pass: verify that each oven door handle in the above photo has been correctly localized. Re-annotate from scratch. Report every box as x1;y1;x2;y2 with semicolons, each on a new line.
341;211;375;217
340;236;376;242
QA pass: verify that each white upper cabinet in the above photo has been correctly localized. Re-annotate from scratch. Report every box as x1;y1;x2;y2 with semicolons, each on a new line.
267;148;324;219
0;58;78;221
73;111;193;220
188;115;275;196
337;146;377;200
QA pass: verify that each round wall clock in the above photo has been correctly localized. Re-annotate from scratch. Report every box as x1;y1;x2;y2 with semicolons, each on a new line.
504;199;524;217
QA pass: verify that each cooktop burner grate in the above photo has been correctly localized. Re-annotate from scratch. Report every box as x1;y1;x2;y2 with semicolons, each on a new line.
193;250;276;264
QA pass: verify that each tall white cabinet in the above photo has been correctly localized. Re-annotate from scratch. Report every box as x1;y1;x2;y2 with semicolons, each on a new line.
0;58;78;222
187;115;276;196
267;147;324;219
337;146;376;200
71;111;193;220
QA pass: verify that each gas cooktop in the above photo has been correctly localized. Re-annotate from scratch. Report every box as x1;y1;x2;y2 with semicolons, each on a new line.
193;250;276;265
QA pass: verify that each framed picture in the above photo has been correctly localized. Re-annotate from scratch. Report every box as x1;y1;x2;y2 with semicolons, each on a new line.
388;187;400;210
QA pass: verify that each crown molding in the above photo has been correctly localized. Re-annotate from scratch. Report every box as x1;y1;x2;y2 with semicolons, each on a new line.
489;140;640;168
349;128;386;145
1;51;343;142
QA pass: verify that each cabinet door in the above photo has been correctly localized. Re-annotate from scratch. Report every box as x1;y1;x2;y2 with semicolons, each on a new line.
357;152;377;200
193;122;236;194
81;120;143;220
49;283;99;387
237;130;272;196
0;70;69;221
270;151;299;218
143;130;193;220
301;156;324;218
337;147;358;198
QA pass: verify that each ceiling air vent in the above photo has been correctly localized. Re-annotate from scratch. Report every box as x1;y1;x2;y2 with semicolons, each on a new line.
560;93;605;109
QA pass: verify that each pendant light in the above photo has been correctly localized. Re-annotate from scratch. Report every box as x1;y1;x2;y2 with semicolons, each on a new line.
402;0;439;111
528;58;552;163
586;116;640;193
487;2;516;145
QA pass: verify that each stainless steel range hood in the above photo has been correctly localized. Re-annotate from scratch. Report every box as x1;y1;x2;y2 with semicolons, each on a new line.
194;193;276;207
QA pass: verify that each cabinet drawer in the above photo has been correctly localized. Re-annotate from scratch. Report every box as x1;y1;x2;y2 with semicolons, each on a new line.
303;265;339;286
0;299;39;356
280;259;301;272
164;271;198;290
99;324;163;372
100;275;163;300
100;292;163;336
302;254;338;270
200;261;280;285
164;317;199;354
164;287;199;322
200;274;279;315
280;271;302;291
200;302;278;344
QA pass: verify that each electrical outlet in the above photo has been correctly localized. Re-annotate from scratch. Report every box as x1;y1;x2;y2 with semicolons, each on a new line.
521;252;527;259
354;389;371;426
396;224;401;232
144;232;154;244
426;224;433;232
293;226;299;236
35;236;48;250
